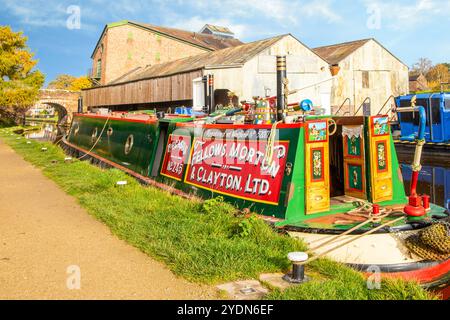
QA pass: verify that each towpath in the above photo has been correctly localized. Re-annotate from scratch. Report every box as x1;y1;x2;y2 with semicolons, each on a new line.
0;139;215;299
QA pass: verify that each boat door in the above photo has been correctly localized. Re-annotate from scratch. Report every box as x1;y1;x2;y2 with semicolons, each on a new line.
305;119;330;214
367;116;393;203
342;125;366;199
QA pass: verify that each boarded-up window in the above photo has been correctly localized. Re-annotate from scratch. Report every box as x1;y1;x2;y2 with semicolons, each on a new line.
362;71;370;88
96;59;101;78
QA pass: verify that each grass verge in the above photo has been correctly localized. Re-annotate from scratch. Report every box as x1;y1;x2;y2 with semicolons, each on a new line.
0;127;437;300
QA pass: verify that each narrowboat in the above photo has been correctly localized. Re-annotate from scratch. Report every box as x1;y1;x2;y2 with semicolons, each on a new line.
63;57;449;293
394;93;450;146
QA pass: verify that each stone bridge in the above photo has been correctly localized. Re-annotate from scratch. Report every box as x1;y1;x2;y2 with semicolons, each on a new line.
37;89;82;124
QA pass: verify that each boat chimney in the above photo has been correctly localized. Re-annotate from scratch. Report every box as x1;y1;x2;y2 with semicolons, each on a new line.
209;74;215;113
276;56;287;121
77;96;83;113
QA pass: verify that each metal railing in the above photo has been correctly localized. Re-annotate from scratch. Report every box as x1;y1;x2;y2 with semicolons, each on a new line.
376;95;396;115
353;97;371;116
334;98;351;115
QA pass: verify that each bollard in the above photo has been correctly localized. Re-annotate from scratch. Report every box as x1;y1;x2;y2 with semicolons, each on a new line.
283;252;309;284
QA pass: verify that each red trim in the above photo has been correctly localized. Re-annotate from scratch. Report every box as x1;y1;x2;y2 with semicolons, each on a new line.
345;162;365;193
343;135;363;159
310;147;325;182
74;113;158;124
305;120;329;144
63;139;194;200
363;259;450;285
371;115;390;137
176;122;304;129
375;140;389;173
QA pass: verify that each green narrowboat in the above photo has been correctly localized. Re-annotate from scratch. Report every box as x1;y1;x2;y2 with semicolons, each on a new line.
62;57;449;294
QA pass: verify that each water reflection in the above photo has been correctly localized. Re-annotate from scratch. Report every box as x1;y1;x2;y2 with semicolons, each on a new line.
25;121;68;142
401;163;450;210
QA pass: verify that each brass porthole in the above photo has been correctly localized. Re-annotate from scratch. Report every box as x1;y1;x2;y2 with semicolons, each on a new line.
124;134;134;155
107;126;113;137
91;127;98;144
73;124;80;137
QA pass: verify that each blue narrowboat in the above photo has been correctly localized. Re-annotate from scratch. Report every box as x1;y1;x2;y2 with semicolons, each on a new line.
395;93;450;143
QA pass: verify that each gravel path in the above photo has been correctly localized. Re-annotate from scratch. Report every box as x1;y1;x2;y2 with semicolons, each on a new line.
0;139;216;299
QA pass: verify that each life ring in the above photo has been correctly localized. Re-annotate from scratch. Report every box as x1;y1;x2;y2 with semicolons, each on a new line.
124;134;134;155
328;118;337;136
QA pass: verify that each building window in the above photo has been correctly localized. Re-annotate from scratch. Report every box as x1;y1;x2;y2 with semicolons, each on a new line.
96;59;101;78
362;71;370;89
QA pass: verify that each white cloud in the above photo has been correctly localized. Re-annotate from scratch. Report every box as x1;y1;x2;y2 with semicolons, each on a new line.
1;0;97;30
363;0;450;30
184;0;342;26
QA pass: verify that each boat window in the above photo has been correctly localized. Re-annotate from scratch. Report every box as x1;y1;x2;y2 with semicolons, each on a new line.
91;127;98;144
107;126;113;137
72;123;79;137
124;134;134;155
445;99;450;111
398;99;415;124
430;98;441;125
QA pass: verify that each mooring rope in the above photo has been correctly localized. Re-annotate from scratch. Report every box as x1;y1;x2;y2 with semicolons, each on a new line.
77;115;111;160
264;120;283;166
302;216;405;265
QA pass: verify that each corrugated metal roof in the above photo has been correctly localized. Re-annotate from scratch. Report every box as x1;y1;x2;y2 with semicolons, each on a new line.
107;34;288;85
312;39;372;65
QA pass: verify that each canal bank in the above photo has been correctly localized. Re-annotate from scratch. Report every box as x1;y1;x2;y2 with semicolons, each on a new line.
0;138;215;300
0;129;439;300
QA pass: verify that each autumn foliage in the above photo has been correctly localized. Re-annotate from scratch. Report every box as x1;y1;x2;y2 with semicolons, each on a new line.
0;26;44;125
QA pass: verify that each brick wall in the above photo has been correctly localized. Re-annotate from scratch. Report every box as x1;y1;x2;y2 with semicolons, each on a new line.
92;24;209;85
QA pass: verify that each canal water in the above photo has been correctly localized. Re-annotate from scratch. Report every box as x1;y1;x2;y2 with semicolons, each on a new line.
25;121;68;142
24;121;449;211
400;163;450;211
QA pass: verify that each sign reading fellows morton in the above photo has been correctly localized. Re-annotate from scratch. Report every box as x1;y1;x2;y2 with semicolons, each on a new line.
183;136;290;205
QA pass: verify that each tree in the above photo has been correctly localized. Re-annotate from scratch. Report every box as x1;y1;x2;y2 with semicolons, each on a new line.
48;74;76;89
48;74;92;91
426;63;450;91
411;58;433;75
70;76;92;91
0;26;44;124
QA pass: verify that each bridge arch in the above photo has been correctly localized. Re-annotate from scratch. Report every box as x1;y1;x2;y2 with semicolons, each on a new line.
34;89;82;125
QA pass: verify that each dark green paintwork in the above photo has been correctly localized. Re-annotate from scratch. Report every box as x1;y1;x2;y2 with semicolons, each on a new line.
68;114;446;230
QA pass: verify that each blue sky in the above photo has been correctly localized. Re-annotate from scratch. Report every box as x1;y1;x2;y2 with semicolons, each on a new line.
1;0;449;85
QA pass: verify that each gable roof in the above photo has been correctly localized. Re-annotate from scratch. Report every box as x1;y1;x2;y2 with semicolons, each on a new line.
101;35;288;87
313;38;407;67
312;39;371;65
91;20;243;58
200;24;234;36
409;73;427;81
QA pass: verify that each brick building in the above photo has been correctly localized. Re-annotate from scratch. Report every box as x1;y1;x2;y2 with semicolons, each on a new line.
409;73;429;93
89;21;242;85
